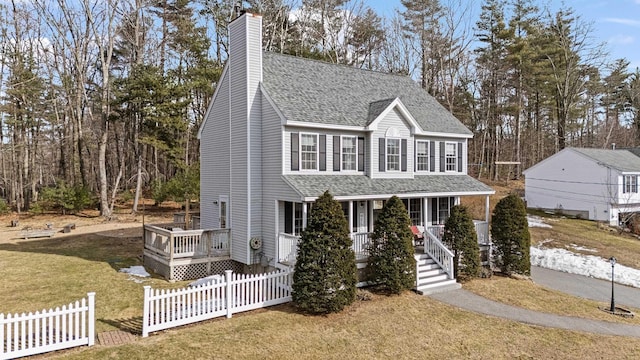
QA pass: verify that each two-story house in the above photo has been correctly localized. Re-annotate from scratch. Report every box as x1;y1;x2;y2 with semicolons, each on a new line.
524;147;640;225
195;12;494;293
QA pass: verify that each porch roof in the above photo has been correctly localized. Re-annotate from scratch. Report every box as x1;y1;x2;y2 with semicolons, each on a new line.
282;174;495;201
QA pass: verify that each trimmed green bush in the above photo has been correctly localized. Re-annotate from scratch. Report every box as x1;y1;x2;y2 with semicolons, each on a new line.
491;194;531;275
367;196;416;294
443;205;481;281
292;191;357;314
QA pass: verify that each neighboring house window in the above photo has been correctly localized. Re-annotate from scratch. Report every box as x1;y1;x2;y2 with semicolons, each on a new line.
624;175;638;193
386;138;401;171
300;133;318;170
445;142;457;172
342;136;357;171
416;140;429;171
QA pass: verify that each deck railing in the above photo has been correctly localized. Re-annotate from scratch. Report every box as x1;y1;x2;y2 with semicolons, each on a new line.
423;230;455;279
144;224;230;260
278;232;372;264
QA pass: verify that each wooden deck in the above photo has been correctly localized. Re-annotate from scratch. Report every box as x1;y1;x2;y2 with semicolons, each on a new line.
143;223;235;281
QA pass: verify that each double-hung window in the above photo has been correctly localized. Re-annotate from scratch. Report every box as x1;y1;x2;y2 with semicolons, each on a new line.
386;138;401;171
300;133;318;170
624;175;638;193
416;141;429;171
342;136;357;171
445;142;457;172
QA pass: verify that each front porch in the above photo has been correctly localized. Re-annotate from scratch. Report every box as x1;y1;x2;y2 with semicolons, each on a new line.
142;223;240;281
278;221;489;293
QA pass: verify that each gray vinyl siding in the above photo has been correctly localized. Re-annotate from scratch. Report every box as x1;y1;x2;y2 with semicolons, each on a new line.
200;68;230;230
260;94;298;263
414;136;467;175
371;108;413;179
283;127;367;176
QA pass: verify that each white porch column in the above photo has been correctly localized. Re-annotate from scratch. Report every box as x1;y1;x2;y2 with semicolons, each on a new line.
423;197;429;226
348;200;354;234
485;195;490;223
302;202;308;229
369;200;374;231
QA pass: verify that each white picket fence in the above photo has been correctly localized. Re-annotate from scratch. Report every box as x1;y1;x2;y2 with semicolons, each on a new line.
0;293;95;360
142;269;292;337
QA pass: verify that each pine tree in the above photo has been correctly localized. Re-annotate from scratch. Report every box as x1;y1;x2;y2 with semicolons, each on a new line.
292;191;357;314
367;196;416;294
491;194;530;275
443;205;480;281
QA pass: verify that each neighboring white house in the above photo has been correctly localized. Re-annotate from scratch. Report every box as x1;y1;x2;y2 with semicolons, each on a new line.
190;12;494;292
523;147;640;225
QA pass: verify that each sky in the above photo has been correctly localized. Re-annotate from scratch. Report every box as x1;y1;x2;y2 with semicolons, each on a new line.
368;0;640;72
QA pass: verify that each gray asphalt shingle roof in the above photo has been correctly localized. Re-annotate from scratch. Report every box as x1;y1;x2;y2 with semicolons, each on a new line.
262;52;472;135
571;148;640;172
283;174;494;199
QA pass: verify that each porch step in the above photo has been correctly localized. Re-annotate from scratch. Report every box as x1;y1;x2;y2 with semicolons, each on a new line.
414;254;460;295
416;279;461;295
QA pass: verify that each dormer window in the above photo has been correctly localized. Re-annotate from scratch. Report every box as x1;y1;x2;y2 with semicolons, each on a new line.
378;127;407;173
386;138;401;171
300;133;318;170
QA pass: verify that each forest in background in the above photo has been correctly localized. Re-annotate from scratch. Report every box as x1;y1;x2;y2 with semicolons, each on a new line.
1;0;639;216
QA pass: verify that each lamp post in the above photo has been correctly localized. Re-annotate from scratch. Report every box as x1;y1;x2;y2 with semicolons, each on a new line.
609;257;617;312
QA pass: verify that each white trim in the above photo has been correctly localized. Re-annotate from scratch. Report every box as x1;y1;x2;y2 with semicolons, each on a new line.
421;131;473;139
284;120;366;131
302;190;495;202
197;65;229;139
245;16;252;264
367;98;421;134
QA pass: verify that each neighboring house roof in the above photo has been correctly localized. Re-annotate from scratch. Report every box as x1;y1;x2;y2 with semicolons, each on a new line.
261;52;472;136
283;174;494;200
571;148;640;173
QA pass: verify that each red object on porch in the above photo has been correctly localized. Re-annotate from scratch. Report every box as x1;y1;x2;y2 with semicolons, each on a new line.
410;226;423;238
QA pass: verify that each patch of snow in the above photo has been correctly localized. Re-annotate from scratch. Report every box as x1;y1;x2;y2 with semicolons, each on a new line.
528;215;552;228
568;243;597;253
531;246;640;288
119;266;150;278
189;274;224;287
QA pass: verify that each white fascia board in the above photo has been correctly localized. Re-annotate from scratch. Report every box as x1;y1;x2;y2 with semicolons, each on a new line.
419;131;473;139
283;120;367;132
522;147;572;175
302;189;495;202
367;98;421;134
197;65;229;139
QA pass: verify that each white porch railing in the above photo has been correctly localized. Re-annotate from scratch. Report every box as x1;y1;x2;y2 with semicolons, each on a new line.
427;221;490;245
278;233;300;264
278;232;371;264
0;293;95;360
423;231;455;279
144;224;230;260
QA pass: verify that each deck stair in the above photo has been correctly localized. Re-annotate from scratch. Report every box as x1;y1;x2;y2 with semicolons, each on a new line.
414;254;460;295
